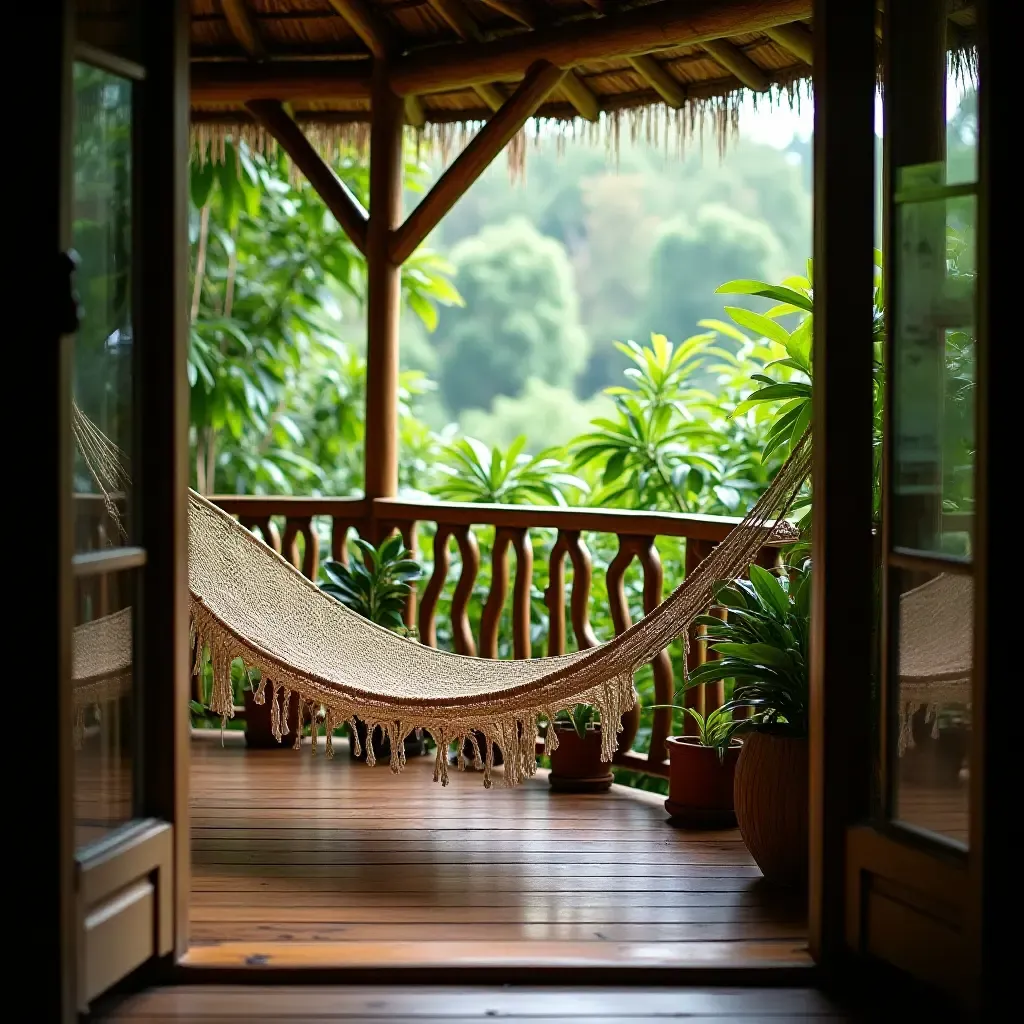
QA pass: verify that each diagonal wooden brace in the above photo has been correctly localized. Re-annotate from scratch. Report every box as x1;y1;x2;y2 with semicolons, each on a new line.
245;100;369;256
389;60;566;265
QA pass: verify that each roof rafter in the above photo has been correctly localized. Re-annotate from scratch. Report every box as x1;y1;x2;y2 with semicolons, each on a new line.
220;0;266;60
192;62;371;102
560;69;601;121
765;22;813;64
701;38;770;91
327;0;394;60
627;54;685;108
389;0;811;95
477;0;540;31
391;60;566;265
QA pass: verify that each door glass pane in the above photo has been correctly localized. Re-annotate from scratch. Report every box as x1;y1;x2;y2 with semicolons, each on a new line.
74;567;136;849
892;568;971;847
891;184;976;558
72;62;134;552
71;62;138;854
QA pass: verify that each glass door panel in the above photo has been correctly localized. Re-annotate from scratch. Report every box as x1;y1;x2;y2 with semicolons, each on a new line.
883;28;979;853
71;58;142;857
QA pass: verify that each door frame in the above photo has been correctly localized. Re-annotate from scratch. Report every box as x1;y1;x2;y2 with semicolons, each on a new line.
809;0;1000;1011
39;2;192;1017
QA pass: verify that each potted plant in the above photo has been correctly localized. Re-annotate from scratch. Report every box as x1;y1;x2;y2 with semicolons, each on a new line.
319;533;428;761
683;563;810;885
659;706;744;828
547;705;613;793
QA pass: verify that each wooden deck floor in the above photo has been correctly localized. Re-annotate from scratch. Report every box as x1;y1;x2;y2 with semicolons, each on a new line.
100;983;857;1021
188;734;809;971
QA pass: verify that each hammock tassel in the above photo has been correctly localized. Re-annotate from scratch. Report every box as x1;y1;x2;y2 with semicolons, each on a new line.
365;723;377;767
324;708;335;759
270;684;282;742
280;689;292;739
293;700;306;750
544;711;559;755
348;717;361;758
467;731;483;771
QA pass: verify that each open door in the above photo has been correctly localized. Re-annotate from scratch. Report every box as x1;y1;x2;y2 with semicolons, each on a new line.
46;2;191;1017
811;0;999;1013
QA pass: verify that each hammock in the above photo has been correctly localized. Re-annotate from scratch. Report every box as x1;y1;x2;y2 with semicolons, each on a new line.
71;403;810;786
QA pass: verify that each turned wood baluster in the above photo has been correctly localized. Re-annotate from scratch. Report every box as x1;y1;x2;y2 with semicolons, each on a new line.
242;515;282;554
683;538;713;735
418;525;453;648
605;536;643;754
399;521;419;630
330;516;353;566
547;530;598;656
480;527;533;659
634;538;674;763
450;526;480;656
282;517;320;579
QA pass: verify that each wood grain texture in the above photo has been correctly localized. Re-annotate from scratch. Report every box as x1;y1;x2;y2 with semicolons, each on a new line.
185;736;807;964
99;983;852;1020
389;0;811;94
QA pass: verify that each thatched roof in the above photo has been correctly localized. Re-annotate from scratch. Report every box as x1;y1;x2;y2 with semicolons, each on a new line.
185;0;978;161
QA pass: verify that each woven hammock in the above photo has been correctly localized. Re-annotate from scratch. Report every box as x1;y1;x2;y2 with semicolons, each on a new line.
72;404;812;785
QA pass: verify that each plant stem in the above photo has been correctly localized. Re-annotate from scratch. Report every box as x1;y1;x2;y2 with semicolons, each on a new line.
190;203;210;325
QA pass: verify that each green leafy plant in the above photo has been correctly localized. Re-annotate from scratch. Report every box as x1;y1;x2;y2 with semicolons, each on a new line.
432;435;587;505
571;333;732;513
654;705;745;762
683;563;811;738
556;704;598;739
319;535;422;632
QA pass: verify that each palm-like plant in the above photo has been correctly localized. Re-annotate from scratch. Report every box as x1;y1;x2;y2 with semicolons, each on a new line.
319;534;422;632
683;563;810;738
571;333;728;513
431;435;587;505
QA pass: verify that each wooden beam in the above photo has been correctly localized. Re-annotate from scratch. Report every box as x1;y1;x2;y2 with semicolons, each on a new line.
191;62;371;102
245;100;368;255
390;0;810;95
405;94;426;128
765;21;814;64
474;82;507;111
701;38;770;91
391;60;566;265
327;0;393;60
627;54;685;108
581;0;607;12
561;69;601;121
429;0;483;42
220;0;266;60
364;64;405;501
477;0;539;30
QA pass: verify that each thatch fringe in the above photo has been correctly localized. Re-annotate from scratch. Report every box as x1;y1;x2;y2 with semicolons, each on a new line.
190;77;812;184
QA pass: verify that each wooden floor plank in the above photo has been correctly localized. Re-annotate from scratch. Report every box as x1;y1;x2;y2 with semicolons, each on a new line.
188;740;808;966
100;983;850;1020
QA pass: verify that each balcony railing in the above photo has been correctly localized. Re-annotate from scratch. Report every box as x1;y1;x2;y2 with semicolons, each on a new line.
208;494;784;777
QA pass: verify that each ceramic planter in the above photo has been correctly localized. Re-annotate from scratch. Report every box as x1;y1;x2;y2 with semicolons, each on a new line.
664;735;742;828
733;731;809;885
548;723;613;793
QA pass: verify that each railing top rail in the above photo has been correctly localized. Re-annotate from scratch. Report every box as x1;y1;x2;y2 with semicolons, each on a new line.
378;498;777;543
206;495;370;518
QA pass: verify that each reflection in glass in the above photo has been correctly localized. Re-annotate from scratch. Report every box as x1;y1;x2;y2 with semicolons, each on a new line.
891;185;975;558
73;571;135;851
72;63;133;552
892;569;971;846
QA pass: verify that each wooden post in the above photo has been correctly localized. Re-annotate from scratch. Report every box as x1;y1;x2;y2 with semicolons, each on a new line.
363;62;404;506
808;0;876;968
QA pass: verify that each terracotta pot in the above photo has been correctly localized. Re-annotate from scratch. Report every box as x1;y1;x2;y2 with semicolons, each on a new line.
733;731;808;886
243;688;300;749
548;724;613;793
664;736;742;828
349;719;428;762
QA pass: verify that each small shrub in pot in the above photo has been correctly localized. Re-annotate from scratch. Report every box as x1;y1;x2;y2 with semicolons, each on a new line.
548;705;613;793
